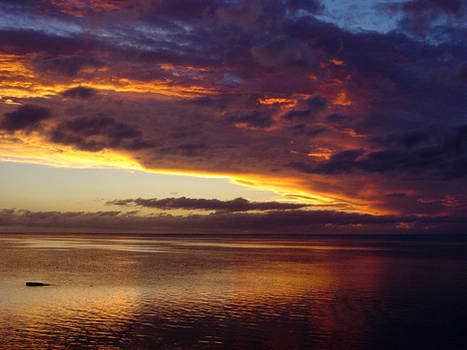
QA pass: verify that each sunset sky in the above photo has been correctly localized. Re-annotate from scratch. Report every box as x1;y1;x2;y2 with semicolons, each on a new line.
0;0;466;234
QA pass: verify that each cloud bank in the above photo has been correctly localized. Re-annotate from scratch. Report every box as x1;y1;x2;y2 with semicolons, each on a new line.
107;197;309;212
1;208;466;235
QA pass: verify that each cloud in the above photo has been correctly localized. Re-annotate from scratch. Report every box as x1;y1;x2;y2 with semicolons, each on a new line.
290;124;326;137
61;116;141;139
371;130;430;149
384;0;467;39
62;86;98;99
284;109;313;121
386;193;407;198
290;124;467;180
227;111;275;128
287;0;323;12
0;29;93;56
107;197;310;212
0;105;51;132
251;36;317;68
158;143;210;157
284;95;327;121
326;113;347;124
32;55;104;77
1;208;466;234
0;0;466;220
401;0;465;17
49;116;154;152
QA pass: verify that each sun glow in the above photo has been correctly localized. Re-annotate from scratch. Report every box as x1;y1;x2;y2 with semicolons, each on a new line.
0;131;381;214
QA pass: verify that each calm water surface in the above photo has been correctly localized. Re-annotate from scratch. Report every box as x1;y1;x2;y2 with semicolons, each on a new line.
0;234;465;349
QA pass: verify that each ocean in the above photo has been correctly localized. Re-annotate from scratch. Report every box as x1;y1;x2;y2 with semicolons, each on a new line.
0;234;465;349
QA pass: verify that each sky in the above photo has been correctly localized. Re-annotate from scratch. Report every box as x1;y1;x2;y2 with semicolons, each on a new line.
0;0;466;234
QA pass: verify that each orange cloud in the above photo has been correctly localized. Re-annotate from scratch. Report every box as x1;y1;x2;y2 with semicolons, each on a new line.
330;59;345;66
0;54;218;100
48;0;123;17
258;97;296;108
333;91;352;106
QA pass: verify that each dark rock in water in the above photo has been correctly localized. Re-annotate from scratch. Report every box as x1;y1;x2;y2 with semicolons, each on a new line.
25;282;50;287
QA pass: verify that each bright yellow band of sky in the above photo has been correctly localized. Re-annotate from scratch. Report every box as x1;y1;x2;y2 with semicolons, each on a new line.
0;131;380;215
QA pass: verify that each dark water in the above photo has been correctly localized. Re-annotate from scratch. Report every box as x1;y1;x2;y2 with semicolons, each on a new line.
0;234;465;349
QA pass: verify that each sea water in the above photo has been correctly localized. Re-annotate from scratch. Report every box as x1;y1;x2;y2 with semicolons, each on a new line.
0;234;465;349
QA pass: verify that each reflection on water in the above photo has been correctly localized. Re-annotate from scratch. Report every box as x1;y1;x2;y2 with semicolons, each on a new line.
0;234;466;349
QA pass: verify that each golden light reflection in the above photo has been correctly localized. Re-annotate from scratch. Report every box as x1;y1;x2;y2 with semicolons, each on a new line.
2;284;143;349
0;235;397;348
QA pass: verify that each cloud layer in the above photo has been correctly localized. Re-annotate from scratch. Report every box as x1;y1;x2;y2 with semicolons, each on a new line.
107;197;309;212
1;207;466;234
0;0;466;232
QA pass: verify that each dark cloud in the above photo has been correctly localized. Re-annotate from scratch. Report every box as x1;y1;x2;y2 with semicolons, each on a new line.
0;105;51;132
442;124;467;154
291;149;364;175
290;124;326;137
397;131;430;148
1;208;466;234
402;0;465;16
49;116;153;152
62;86;98;99
385;0;467;37
0;29;94;56
326;113;347;124
228;111;275;128
386;193;407;198
290;123;467;180
158;143;210;157
305;95;327;110
318;149;365;174
32;55;104;77
140;0;217;21
286;0;323;12
107;197;309;212
59;116;140;139
283;109;314;121
457;62;467;82
284;95;327;121
251;36;317;68
294;148;433;175
371;130;431;149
